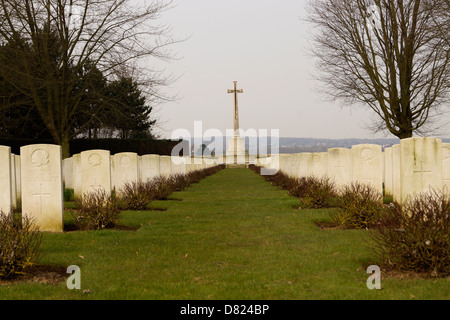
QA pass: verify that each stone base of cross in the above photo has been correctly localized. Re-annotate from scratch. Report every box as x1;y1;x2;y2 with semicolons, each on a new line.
225;136;248;166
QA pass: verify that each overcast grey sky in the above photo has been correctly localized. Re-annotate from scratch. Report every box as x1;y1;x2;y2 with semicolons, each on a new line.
146;0;449;140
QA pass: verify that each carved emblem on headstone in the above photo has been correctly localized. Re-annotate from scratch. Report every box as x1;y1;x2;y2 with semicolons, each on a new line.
88;153;102;167
31;149;49;167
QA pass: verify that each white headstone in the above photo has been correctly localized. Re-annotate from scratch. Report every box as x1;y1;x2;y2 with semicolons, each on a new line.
308;152;328;178
0;146;12;213
20;144;64;232
384;147;393;196
171;156;187;175
14;154;21;200
400;137;442;204
111;152;139;194
327;148;352;188
81;150;111;196
442;143;450;193
278;154;292;176
298;153;312;178
267;154;280;175
159;156;172;177
63;157;73;188
351;144;383;194
10;154;17;208
392;145;401;202
282;154;299;177
139;154;160;182
72;154;82;198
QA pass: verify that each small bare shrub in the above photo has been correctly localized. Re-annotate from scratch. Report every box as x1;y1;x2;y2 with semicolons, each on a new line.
330;182;383;229
73;189;121;230
289;176;338;209
120;181;153;210
170;174;190;191
369;190;450;277
0;211;42;280
150;176;174;200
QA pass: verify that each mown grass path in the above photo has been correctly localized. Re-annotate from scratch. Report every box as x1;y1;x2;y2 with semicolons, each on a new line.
1;168;448;299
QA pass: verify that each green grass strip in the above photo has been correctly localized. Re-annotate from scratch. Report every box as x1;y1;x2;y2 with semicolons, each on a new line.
1;168;448;299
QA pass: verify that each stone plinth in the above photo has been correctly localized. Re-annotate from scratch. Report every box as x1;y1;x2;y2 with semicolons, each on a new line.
226;136;248;165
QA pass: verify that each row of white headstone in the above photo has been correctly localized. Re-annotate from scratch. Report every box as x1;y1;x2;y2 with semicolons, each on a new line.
0;144;218;233
257;137;447;205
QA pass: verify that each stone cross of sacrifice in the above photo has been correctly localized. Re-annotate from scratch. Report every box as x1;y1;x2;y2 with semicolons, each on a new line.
227;81;243;136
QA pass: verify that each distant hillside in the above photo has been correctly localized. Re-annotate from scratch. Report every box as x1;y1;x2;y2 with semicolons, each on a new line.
277;137;400;153
190;136;450;155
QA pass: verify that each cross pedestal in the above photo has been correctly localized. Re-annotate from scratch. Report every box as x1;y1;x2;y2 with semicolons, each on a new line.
226;81;248;167
225;136;248;167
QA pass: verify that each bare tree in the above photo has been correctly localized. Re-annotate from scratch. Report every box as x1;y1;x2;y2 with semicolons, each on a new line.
306;0;450;139
0;0;178;157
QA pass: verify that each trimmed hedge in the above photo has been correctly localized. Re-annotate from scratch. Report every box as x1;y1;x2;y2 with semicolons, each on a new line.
0;138;188;156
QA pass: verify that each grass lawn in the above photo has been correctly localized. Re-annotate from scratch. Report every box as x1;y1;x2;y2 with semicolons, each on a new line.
1;168;448;300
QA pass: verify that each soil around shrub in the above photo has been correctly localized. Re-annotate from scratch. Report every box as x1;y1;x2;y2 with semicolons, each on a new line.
64;223;140;232
0;265;67;285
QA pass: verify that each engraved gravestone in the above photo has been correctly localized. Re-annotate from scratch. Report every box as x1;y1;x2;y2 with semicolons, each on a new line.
15;154;21;200
139;154;160;182
442;143;450;193
81;150;111;196
384;147;393;196
63;157;73;188
72;154;82;198
400;137;442;204
351;144;383;194
10;154;17;208
0;146;12;213
171;156;188;175
308;152;327;178
159;155;172;177
327;148;352;187
392;145;401;202
20;144;64;232
298;153;312;178
112;152;139;194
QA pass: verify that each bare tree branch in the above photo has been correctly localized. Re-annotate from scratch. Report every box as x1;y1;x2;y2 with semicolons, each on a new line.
305;0;450;139
0;0;180;157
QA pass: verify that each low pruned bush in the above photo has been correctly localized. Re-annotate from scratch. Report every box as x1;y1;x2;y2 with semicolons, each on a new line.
169;174;191;191
263;171;298;191
119;165;226;208
369;190;450;277
73;189;121;230
0;211;42;280
120;181;153;210
330;182;383;229
253;166;338;209
149;176;174;200
296;176;339;209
